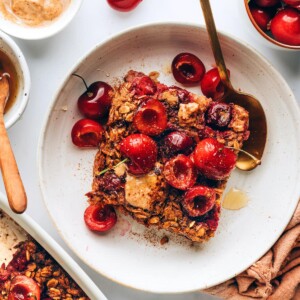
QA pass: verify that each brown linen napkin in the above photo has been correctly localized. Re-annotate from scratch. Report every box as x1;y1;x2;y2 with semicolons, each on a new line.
204;201;300;300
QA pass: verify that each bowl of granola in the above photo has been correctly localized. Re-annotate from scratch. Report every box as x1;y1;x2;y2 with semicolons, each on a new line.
38;22;300;293
0;191;107;299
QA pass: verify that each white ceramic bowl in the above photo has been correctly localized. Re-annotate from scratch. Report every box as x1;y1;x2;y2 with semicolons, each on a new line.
0;0;83;40
39;22;300;293
238;0;300;51
0;191;107;300
0;30;30;128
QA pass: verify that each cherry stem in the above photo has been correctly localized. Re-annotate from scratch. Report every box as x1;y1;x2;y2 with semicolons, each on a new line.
225;146;261;166
96;158;128;176
72;73;89;90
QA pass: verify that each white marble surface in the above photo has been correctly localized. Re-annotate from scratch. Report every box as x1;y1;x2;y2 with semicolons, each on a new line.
1;0;299;299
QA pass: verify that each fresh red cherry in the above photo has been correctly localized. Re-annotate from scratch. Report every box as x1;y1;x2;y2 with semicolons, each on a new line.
71;119;104;147
163;131;194;155
254;0;280;7
193;138;237;180
107;0;142;11
131;75;157;96
250;6;273;30
172;53;206;84
133;98;167;136
84;205;117;232
206;102;232;129
163;155;197;190
200;68;230;100
270;7;300;46
119;134;157;175
73;74;113;120
182;186;216;217
8;275;40;300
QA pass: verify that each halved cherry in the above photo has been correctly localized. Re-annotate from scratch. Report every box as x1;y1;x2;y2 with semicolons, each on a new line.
206;102;232;129
172;53;206;84
193;138;237;180
133;99;167;136
163;131;194;155
163;155;197;190
71;119;104;147
84;204;117;232
74;74;113;120
107;0;142;11
8;275;40;300
200;67;230;100
131;75;157;96
183;186;216;217
119;134;157;175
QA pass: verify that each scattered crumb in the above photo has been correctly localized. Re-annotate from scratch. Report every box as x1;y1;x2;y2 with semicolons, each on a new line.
160;236;169;245
61;105;68;112
162;64;172;75
149;71;160;82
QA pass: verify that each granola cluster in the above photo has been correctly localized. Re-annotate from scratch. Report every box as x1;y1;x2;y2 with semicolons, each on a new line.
0;240;89;300
87;70;249;243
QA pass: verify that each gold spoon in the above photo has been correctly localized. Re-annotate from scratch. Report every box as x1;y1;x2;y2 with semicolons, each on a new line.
0;74;27;213
200;0;267;171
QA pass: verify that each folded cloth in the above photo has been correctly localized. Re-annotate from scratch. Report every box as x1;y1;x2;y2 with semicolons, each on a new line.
204;201;300;300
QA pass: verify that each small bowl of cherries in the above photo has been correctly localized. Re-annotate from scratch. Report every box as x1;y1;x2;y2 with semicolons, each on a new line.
243;0;300;50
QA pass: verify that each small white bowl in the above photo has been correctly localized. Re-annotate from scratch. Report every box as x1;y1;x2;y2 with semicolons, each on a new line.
0;31;30;128
239;0;300;51
0;0;83;40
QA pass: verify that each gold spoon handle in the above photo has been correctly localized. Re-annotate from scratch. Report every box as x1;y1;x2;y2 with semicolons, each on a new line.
199;0;232;89
0;119;27;213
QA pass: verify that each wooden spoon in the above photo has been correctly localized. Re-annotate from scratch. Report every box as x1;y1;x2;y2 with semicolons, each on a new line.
0;74;27;213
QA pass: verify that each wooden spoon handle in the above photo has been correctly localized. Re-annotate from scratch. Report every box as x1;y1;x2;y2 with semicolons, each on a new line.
0;117;27;213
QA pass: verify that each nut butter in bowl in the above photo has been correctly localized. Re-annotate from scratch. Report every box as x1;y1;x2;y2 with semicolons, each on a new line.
1;0;71;27
0;0;83;39
0;50;18;116
0;30;30;128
